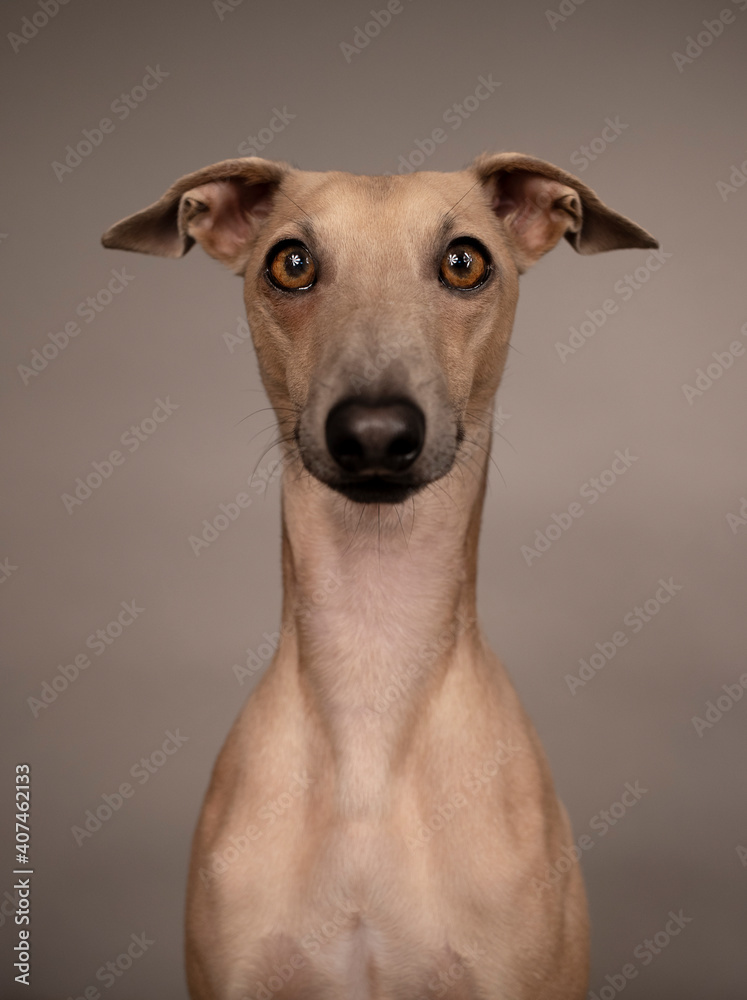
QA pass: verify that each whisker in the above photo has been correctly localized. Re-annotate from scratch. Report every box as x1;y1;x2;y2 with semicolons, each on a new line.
377;504;382;574
428;478;460;511
394;504;413;559
461;435;505;484
343;503;367;555
236;405;297;428
249;432;297;485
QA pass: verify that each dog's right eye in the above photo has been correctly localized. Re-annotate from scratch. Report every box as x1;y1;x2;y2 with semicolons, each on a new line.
267;241;317;291
439;241;490;290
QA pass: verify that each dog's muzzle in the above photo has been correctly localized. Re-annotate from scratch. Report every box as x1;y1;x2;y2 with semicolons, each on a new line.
322;396;426;503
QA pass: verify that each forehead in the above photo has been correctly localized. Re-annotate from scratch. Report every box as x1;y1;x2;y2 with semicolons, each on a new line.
275;169;496;246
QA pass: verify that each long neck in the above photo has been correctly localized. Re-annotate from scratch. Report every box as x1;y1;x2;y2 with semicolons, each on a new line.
275;428;490;816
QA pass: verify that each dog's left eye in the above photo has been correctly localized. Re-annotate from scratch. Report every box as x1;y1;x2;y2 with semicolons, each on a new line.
267;242;316;291
439;242;489;290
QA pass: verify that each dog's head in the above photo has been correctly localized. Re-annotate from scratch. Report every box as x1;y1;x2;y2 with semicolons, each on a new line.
103;153;657;504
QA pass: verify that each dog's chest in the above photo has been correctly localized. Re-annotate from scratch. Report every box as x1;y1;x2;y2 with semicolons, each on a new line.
243;918;482;1000
220;822;487;999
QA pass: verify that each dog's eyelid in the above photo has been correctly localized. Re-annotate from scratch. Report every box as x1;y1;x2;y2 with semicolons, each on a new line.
444;235;492;258
266;235;313;253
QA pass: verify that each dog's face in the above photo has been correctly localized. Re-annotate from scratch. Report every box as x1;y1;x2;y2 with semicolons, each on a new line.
237;168;520;504
103;154;656;504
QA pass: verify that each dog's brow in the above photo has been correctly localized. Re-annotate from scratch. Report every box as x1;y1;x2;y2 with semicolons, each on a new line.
437;214;458;245
277;186;314;223
296;218;316;243
446;177;483;216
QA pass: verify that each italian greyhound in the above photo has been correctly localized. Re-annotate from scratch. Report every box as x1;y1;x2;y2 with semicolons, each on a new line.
103;152;657;1000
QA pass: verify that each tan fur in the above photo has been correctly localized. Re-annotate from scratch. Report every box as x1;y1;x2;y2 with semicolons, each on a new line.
102;154;657;999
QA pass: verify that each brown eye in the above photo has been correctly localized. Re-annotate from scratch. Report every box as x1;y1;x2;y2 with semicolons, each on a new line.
439;242;489;290
267;242;316;290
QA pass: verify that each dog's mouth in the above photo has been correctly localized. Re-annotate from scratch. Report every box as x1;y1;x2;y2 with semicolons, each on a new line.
325;475;422;506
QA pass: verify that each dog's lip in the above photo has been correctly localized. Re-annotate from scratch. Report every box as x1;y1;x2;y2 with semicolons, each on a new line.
324;475;422;505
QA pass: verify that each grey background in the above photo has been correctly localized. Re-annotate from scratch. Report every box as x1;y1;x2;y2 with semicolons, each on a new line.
2;0;746;996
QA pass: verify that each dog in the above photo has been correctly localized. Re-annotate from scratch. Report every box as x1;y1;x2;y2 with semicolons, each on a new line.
103;151;657;999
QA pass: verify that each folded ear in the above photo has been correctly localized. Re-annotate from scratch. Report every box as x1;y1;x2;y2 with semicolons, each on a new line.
101;157;289;272
473;152;658;272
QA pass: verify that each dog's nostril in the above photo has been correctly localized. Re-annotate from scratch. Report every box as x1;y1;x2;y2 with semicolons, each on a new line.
389;432;418;457
325;399;425;476
335;433;364;461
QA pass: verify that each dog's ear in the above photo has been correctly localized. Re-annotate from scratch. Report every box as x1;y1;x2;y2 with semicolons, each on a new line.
473;152;658;272
101;157;289;273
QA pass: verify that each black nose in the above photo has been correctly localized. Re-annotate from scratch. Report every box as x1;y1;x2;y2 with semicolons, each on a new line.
325;398;425;476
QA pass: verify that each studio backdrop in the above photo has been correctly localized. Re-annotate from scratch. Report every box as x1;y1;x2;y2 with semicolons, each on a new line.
1;0;746;997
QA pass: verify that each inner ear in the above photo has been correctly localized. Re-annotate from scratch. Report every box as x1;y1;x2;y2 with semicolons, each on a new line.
472;152;658;271
490;170;582;268
102;156;288;265
178;179;276;271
